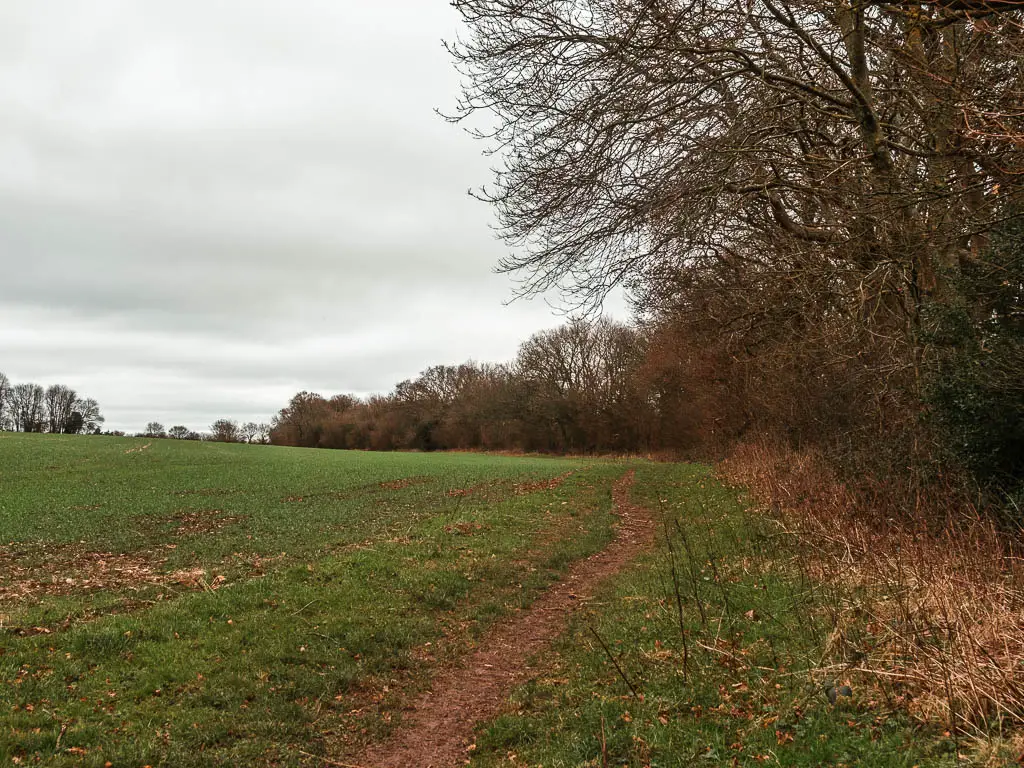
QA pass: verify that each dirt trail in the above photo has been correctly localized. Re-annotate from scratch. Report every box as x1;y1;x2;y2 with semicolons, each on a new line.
354;470;655;768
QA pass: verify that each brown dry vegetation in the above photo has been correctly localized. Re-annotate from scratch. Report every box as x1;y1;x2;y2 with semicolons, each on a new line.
379;476;432;491
0;542;230;611
721;439;1024;734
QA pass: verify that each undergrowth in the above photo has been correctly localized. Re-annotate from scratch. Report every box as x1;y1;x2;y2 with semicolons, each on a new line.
721;439;1024;760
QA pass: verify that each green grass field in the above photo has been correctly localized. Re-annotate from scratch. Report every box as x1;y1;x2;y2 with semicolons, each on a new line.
0;434;966;766
1;434;618;765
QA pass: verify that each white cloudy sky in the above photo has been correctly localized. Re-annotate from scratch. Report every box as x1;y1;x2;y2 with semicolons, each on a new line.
0;2;626;434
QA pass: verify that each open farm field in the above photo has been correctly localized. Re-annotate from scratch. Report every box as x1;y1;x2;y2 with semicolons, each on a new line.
0;435;979;766
0;434;613;766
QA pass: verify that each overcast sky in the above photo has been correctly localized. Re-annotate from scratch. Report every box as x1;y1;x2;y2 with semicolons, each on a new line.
0;2;626;434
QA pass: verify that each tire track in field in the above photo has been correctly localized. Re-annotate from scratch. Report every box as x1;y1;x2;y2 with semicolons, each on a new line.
351;469;655;768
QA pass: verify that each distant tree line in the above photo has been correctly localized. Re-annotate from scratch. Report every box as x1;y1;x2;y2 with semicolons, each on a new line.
136;419;271;444
0;372;105;434
270;317;705;454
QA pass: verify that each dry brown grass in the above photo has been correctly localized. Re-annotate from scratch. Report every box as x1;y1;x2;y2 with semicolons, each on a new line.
720;438;1024;740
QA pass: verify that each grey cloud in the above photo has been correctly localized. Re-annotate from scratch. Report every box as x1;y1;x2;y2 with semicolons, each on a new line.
0;2;627;434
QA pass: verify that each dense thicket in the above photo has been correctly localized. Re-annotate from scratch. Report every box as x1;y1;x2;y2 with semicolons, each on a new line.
924;215;1024;496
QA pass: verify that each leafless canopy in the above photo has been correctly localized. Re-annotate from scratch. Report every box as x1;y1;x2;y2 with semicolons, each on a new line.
449;0;1024;335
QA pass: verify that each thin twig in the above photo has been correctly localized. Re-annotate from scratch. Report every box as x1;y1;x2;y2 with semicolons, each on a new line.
290;599;321;616
674;519;708;629
662;518;690;681
600;714;609;768
589;625;641;699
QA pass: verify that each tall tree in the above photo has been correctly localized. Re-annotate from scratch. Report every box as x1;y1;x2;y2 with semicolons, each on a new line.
515;318;648;450
255;423;272;444
10;383;45;432
0;371;10;431
45;384;78;434
210;419;241;443
73;398;105;434
271;392;332;447
449;0;1024;382
240;422;259;443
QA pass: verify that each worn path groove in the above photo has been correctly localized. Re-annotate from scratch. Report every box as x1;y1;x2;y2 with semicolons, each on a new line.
352;469;655;768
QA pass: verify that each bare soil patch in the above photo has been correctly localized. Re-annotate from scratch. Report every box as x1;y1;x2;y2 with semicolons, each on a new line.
135;507;246;536
511;470;573;496
0;544;165;604
353;469;654;768
445;482;491;498
442;522;487;536
0;538;234;609
445;471;574;500
379;477;432;491
171;509;245;536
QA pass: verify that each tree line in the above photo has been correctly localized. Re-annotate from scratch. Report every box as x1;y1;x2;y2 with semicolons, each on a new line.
271;316;716;454
0;372;105;434
281;0;1023;523
135;420;271;444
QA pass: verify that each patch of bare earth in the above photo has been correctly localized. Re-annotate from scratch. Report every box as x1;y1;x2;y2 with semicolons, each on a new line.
352;469;653;768
0;541;233;615
380;477;433;491
511;471;574;496
171;509;245;536
446;471;574;500
0;546;163;604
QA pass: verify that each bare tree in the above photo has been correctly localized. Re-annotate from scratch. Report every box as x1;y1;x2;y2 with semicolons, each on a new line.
0;371;10;431
73;398;104;434
45;384;78;434
240;421;259;443
144;421;167;438
515;318;649;450
167;425;190;439
10;383;45;432
449;0;1024;355
270;392;329;446
210;418;241;443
